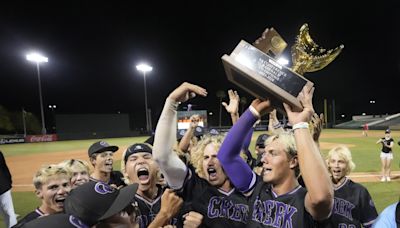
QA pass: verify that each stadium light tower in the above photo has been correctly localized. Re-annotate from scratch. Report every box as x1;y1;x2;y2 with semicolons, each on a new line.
136;63;153;133
26;52;48;135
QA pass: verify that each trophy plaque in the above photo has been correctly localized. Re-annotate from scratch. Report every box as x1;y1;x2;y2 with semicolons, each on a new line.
222;24;344;112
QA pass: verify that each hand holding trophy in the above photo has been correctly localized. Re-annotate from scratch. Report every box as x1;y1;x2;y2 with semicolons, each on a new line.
222;23;344;112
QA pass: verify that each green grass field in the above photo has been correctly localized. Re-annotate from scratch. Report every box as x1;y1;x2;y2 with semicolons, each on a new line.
1;129;399;227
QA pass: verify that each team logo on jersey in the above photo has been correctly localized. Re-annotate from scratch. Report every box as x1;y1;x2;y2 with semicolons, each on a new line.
94;182;115;194
69;215;89;228
369;199;375;207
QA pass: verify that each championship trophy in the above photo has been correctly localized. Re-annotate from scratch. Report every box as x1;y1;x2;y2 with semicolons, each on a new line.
221;23;344;112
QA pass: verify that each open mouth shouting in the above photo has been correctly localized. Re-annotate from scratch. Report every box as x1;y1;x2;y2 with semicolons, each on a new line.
54;197;66;210
207;167;217;181
136;167;150;184
104;160;113;171
262;166;272;177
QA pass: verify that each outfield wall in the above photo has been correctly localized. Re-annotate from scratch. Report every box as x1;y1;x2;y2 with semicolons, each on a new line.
56;114;141;140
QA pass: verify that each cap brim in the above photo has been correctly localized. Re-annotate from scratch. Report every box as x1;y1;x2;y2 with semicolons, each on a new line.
95;146;119;154
99;183;138;221
23;213;88;228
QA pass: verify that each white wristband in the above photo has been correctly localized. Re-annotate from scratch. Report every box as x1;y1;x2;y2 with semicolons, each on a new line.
249;106;260;118
292;122;309;130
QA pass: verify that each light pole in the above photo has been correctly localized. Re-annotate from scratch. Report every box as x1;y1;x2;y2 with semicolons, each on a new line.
26;53;48;135
136;63;153;133
48;105;57;133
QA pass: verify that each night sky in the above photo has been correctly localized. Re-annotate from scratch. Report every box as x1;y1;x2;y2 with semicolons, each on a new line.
1;1;399;128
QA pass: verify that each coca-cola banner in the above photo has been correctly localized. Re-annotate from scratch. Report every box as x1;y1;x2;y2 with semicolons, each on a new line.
25;134;58;143
0;137;25;144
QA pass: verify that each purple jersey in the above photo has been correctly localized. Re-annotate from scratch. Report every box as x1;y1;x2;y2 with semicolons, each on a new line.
317;177;377;228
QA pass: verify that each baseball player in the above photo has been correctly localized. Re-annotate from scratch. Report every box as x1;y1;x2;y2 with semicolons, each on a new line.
153;82;251;227
217;85;334;227
122;143;181;227
87;141;126;188
317;145;378;227
58;159;90;189
13;165;71;227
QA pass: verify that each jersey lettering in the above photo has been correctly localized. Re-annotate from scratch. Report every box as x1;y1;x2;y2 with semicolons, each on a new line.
207;196;249;223
333;197;355;221
251;197;298;227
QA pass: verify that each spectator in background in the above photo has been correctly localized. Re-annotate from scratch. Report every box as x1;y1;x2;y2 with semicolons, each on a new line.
376;129;394;182
362;123;369;137
13;165;71;227
88;141;126;188
58;159;90;189
0;150;17;228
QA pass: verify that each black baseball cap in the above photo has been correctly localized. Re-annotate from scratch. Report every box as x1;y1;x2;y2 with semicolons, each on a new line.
124;143;153;164
256;133;270;148
177;129;187;141
385;129;391;134
194;126;204;138
88;141;119;157
64;181;138;226
208;128;220;136
22;213;89;228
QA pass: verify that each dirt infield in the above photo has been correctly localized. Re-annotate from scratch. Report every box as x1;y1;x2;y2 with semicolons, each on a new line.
7;146;127;192
5;130;399;192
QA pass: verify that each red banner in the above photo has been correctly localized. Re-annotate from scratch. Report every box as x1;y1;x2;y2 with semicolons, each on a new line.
25;134;58;143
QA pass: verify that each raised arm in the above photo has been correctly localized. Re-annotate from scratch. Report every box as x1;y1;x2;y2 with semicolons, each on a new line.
178;114;200;153
222;89;240;124
153;82;207;189
217;99;271;192
283;85;333;221
310;113;324;149
268;109;284;134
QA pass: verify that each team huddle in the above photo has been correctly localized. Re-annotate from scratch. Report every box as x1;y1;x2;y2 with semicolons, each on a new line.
3;82;398;227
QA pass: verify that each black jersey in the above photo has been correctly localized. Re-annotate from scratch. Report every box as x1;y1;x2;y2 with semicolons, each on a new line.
89;170;126;188
247;178;315;228
134;185;178;228
381;138;394;153
180;166;250;228
318;178;377;228
12;208;44;228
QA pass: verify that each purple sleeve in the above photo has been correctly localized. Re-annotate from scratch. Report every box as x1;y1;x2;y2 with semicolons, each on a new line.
242;128;253;151
217;109;257;192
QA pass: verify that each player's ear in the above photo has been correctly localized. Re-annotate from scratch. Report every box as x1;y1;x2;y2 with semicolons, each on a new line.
35;188;43;199
289;155;298;169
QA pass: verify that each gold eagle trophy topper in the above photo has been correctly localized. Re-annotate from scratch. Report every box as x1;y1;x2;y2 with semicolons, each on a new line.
222;23;344;112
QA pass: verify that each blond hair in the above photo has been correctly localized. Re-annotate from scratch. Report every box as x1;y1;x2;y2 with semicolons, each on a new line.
33;164;70;190
265;131;299;176
58;159;90;176
326;145;356;176
190;134;225;178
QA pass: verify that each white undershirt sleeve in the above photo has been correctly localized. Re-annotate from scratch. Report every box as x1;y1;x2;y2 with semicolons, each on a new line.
153;98;188;189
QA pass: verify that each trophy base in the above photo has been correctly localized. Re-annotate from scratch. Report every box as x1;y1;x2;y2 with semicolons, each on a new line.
222;40;313;113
